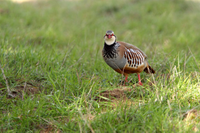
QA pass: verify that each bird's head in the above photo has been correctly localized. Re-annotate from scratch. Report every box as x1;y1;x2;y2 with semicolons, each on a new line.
104;30;116;45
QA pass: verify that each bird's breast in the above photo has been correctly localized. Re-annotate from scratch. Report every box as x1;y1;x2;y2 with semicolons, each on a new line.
103;55;126;70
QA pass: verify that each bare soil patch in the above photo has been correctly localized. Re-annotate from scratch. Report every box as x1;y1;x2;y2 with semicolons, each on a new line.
0;80;41;99
95;86;142;102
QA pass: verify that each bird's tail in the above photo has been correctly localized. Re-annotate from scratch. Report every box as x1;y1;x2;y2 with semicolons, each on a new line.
144;65;155;74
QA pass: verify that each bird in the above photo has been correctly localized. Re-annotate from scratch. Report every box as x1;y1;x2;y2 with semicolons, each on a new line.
102;30;155;85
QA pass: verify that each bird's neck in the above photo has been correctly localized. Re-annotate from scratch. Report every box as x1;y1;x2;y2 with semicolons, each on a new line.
103;42;119;58
104;42;116;50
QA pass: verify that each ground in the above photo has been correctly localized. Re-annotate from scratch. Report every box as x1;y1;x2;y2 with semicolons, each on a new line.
0;0;200;132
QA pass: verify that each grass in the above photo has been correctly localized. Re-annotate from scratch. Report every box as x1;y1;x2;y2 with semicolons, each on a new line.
0;0;200;132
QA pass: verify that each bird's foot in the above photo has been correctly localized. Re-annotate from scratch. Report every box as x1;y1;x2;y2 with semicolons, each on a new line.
138;82;143;86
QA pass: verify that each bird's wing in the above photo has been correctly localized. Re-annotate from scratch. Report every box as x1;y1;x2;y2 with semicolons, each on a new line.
118;41;147;68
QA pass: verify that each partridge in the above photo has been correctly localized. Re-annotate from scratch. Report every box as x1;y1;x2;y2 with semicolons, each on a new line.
102;30;155;85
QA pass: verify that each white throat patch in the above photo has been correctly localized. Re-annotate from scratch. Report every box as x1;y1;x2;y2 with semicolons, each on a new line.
104;36;116;45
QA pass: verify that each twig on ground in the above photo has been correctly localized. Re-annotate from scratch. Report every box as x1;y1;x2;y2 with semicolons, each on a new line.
42;118;54;125
0;63;15;98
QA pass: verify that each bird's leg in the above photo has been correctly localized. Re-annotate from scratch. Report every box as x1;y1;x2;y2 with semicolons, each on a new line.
125;75;128;82
137;73;143;86
124;75;128;86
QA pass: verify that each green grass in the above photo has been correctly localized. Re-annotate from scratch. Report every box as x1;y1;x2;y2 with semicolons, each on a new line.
0;0;200;132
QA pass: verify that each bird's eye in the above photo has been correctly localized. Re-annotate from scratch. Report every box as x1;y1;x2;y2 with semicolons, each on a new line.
112;34;114;36
106;34;108;36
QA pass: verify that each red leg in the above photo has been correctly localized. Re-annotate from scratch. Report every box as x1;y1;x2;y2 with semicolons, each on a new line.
125;75;128;83
137;73;143;86
124;75;128;86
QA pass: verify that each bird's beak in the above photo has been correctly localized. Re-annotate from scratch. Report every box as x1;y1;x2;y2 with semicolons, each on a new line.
107;35;112;39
